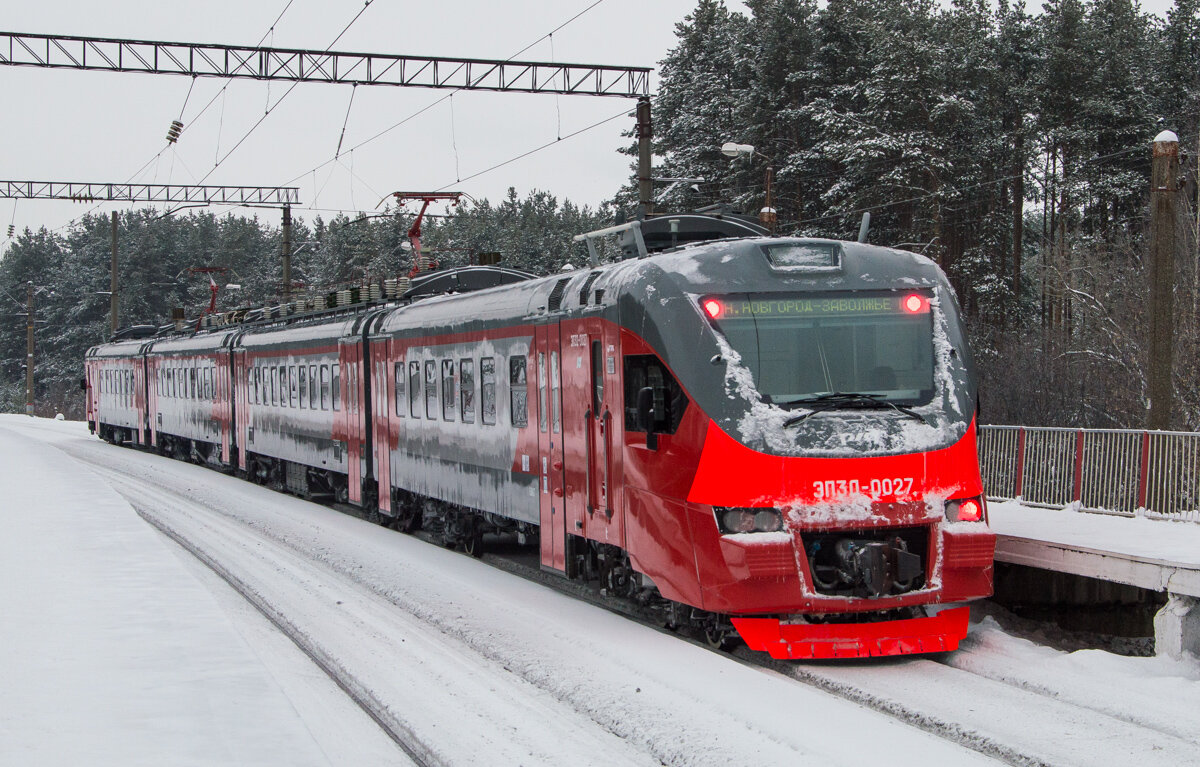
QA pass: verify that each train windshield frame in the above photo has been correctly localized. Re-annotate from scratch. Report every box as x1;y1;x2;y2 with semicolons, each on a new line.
705;290;936;407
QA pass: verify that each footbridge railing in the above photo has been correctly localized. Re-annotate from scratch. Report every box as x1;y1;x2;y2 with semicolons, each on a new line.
978;425;1200;521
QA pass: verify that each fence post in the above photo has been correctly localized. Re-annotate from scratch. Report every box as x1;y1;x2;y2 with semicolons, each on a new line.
1073;429;1085;506
1014;427;1026;499
1138;431;1151;510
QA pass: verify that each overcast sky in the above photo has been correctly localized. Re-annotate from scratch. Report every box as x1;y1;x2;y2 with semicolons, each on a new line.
0;0;1181;242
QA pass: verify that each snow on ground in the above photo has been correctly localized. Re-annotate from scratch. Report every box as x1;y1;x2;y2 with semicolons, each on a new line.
0;416;407;766
6;414;1200;766
0;416;1000;766
988;498;1200;567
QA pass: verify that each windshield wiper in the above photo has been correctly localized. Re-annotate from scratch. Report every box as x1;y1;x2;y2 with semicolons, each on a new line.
781;392;927;427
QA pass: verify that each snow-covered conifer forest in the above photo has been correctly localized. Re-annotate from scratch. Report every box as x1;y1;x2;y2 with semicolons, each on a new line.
4;0;1200;428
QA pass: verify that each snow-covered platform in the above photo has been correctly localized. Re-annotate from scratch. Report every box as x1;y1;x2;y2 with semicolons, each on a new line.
989;500;1200;657
0;416;404;765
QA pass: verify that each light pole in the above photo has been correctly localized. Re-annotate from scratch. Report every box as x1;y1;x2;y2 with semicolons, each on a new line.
16;282;51;416
721;142;776;232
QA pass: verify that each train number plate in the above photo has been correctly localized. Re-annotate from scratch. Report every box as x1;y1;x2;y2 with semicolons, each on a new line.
812;477;914;500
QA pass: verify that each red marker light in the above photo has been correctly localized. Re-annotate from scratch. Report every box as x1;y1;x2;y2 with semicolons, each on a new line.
957;498;982;522
903;294;925;314
702;299;724;319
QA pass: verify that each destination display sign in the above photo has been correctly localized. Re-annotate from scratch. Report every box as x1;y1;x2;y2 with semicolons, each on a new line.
702;291;931;321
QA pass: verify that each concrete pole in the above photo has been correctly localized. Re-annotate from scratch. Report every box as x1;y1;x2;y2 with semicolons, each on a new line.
110;211;119;335
636;97;653;218
281;205;292;301
1148;130;1179;430
25;281;34;416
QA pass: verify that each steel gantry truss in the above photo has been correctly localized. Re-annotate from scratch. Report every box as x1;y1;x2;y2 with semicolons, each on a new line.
0;180;300;206
0;32;651;98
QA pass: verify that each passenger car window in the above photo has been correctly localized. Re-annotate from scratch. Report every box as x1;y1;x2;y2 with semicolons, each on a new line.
480;357;496;425
510;356;528;428
425;361;438;419
332;364;341;411
441;360;456;421
460;359;475;423
394;361;405;417
409;361;421;418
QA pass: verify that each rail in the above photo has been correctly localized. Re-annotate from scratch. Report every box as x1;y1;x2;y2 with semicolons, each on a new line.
978;425;1200;521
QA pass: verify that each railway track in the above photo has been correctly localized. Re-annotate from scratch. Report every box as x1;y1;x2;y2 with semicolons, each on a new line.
52;434;1199;767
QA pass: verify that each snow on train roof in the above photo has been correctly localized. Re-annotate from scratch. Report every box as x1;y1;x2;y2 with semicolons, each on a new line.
238;314;366;348
148;328;239;355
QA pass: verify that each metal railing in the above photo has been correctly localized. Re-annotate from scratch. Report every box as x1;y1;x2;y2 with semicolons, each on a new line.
979;425;1200;521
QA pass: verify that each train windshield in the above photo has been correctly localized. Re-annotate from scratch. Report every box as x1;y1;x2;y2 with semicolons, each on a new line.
705;290;935;405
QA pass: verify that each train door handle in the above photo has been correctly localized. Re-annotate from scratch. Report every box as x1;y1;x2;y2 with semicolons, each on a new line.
552;460;563;471
553;487;563;498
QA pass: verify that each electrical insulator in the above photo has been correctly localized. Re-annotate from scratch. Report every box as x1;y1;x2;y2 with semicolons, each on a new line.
6;224;13;237
166;120;184;143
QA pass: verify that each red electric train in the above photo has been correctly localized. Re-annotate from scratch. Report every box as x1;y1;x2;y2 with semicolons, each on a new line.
85;218;995;659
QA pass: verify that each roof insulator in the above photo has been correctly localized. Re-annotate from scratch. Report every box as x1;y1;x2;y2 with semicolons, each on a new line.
166;120;184;144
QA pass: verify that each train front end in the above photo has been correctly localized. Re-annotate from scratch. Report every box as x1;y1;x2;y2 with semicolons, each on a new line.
626;238;994;659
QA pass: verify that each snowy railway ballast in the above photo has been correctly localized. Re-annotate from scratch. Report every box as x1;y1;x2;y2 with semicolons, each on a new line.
83;217;995;659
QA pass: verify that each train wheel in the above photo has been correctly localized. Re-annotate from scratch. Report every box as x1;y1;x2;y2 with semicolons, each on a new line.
702;618;738;652
464;527;484;558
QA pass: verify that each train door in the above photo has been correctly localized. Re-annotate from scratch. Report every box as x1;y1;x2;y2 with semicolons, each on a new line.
135;354;148;446
146;356;159;448
561;319;619;544
339;338;363;505
232;347;248;470
370;336;393;515
536;323;567;573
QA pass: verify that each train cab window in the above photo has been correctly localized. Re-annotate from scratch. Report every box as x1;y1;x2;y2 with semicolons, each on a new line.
624;354;688;435
332;364;341;411
299;366;308;409
460;359;475;423
321;365;330;410
409;361;421;418
510;356;529;428
424;361;438;419
394;362;405;416
481;357;497;425
441;360;456;421
536;353;547;432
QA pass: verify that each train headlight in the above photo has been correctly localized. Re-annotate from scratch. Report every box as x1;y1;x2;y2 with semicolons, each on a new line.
945;495;986;523
716;507;784;534
754;510;783;532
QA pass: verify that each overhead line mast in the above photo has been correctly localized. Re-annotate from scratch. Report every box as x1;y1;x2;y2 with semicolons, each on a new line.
0;32;651;98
